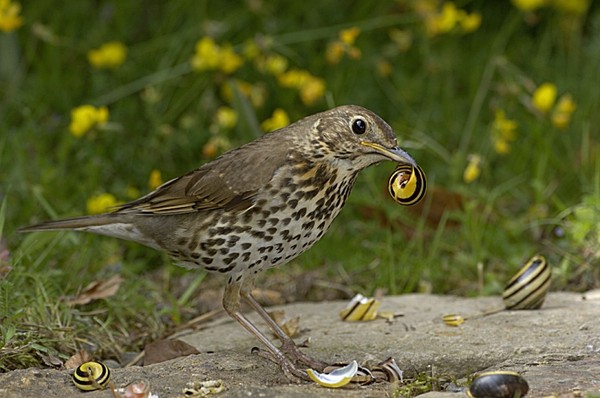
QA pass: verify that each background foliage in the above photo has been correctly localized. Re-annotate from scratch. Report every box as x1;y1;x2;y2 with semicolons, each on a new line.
1;0;599;371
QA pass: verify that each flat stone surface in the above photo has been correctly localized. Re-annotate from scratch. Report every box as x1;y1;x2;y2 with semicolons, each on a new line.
1;292;599;397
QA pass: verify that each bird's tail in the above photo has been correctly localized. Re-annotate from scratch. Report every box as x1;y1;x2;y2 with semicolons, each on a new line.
19;214;118;232
19;214;161;250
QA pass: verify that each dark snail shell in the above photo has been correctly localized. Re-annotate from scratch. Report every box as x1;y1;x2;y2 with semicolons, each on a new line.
467;371;529;398
388;164;427;206
72;361;110;391
503;255;551;310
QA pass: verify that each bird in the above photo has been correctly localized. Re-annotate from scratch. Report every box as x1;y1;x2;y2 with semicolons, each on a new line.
20;104;418;381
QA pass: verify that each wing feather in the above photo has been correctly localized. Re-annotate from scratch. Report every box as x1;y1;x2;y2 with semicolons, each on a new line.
115;130;293;216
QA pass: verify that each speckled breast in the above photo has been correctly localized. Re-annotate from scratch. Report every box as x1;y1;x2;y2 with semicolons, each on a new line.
170;162;358;282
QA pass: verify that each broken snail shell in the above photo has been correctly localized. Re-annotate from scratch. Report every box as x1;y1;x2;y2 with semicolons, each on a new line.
307;360;358;388
339;294;381;322
388;164;427;206
467;371;529;398
71;361;111;391
502;255;551;310
370;357;403;383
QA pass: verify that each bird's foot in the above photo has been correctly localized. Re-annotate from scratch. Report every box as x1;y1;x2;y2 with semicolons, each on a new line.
251;347;311;382
278;339;329;372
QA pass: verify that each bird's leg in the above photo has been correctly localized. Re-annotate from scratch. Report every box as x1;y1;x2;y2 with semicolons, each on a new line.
240;289;328;371
222;282;310;382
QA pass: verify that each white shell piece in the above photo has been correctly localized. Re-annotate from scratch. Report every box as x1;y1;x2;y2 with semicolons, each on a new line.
307;360;359;388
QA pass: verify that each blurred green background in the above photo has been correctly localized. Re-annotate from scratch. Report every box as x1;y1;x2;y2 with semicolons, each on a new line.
1;0;599;371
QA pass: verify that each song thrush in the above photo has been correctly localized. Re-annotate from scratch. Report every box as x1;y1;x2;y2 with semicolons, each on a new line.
21;105;418;381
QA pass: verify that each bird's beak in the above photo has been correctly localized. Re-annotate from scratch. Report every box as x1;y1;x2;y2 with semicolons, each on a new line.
360;141;417;166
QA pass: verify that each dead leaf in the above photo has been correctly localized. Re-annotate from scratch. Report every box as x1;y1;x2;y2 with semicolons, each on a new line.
67;274;123;305
280;317;300;338
268;309;286;325
65;350;93;370
39;353;63;368
0;264;12;280
251;288;285;306
143;339;199;365
268;310;301;338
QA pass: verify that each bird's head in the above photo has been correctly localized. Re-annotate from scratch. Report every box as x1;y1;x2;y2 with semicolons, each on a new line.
298;105;416;170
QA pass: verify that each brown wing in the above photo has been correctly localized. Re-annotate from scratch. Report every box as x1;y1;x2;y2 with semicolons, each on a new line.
115;132;293;216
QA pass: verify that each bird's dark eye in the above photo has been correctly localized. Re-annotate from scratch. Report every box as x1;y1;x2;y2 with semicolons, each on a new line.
352;118;367;135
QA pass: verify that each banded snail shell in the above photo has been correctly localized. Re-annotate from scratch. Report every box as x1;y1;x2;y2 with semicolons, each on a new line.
467;371;529;398
442;314;465;327
503;255;551;310
388;164;426;206
72;361;110;391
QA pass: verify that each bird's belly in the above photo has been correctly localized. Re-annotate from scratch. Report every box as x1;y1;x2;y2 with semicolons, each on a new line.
169;178;352;279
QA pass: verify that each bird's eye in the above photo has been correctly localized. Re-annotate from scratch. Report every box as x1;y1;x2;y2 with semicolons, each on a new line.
352;118;367;135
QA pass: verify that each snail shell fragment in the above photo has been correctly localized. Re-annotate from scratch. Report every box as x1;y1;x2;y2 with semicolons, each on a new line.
388;164;427;206
339;293;381;322
307;360;359;388
467;371;529;398
503;255;551;310
71;361;111;391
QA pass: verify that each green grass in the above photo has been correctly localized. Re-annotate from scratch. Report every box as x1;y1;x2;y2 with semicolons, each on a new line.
1;0;600;372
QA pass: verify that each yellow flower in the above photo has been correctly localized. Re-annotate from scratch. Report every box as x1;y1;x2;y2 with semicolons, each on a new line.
148;169;163;190
494;110;518;141
202;136;230;158
69;105;109;137
87;193;118;215
459;11;482;33
191;36;243;74
215;106;238;130
511;0;547;11
326;27;362;65
261;108;290;132
492;110;518;155
278;69;325;105
220;79;266;108
424;2;480;36
87;41;127;69
264;54;288;76
0;0;23;33
532;82;557;113
300;76;325;106
463;155;481;184
436;2;459;33
494;137;511;155
191;37;221;71
219;44;244;74
278;69;306;88
551;93;576;129
326;41;345;65
339;27;361;45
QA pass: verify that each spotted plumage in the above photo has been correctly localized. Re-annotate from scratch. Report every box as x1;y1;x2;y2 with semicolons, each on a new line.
20;104;418;381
